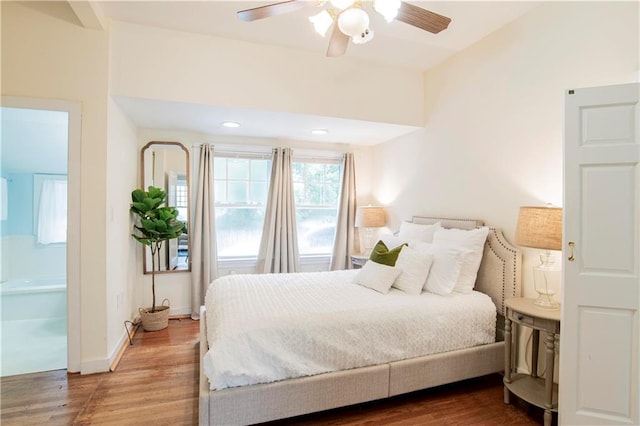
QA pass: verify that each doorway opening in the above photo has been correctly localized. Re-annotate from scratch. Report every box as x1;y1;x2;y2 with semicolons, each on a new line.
1;97;81;375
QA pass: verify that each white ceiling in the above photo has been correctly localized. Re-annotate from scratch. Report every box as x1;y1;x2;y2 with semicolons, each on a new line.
97;1;540;71
4;1;542;163
94;1;541;146
113;96;423;145
97;1;539;145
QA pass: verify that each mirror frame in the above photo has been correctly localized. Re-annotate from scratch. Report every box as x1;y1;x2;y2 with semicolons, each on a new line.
141;141;190;274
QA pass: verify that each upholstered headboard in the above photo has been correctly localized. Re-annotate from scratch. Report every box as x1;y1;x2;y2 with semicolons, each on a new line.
411;216;522;317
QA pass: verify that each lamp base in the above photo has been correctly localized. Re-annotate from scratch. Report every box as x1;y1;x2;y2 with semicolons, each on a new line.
533;293;560;310
362;227;375;256
532;250;560;310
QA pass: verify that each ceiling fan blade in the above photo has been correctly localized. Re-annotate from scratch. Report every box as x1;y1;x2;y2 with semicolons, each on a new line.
326;21;349;57
237;0;317;22
396;2;451;34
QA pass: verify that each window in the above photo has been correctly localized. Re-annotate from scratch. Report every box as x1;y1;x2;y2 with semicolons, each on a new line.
167;172;188;268
292;159;341;256
34;174;67;245
213;152;343;259
174;174;188;222
214;155;271;258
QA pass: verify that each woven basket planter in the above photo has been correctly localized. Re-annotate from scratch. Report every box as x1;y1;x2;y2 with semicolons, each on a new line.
139;300;170;331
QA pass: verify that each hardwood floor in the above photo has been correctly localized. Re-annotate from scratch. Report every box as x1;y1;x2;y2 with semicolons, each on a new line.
1;319;547;425
1;318;199;426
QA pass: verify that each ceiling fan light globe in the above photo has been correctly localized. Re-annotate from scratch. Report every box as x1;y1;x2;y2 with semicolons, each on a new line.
352;28;374;44
338;8;369;37
373;0;401;22
309;10;333;37
330;0;355;11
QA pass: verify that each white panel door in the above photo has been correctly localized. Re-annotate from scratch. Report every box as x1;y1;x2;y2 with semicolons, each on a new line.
560;83;639;425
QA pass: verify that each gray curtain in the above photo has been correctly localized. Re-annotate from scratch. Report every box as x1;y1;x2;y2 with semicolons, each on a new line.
330;152;357;270
190;143;218;319
257;147;299;273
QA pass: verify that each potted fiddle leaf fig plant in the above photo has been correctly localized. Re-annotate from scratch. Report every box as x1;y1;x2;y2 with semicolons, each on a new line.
130;186;185;331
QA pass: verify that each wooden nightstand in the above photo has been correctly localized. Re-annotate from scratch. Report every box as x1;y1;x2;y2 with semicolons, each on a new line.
504;297;561;426
350;254;369;269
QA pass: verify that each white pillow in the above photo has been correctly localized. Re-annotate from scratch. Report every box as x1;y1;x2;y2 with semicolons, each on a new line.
422;245;469;296
392;246;434;295
432;226;489;293
397;221;442;243
353;260;401;294
378;233;410;250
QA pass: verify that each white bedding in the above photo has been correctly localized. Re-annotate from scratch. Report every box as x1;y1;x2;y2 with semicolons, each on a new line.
203;269;496;391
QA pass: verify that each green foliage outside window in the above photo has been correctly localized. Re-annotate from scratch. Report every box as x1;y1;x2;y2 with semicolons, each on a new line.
213;155;342;257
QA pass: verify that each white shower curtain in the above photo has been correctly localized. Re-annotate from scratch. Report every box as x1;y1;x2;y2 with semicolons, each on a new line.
330;153;357;270
257;147;299;273
190;143;218;319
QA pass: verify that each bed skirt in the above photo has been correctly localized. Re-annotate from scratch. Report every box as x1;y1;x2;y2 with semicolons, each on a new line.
199;305;504;426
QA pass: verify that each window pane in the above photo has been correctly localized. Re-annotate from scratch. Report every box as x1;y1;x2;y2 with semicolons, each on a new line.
228;158;249;180
305;163;323;183
325;164;341;183
292;162;304;182
214;157;227;180
214;154;271;258
251;181;268;204
251;159;269;181
305;183;323;205
293;182;305;205
214;181;226;204
297;208;337;255
175;175;188;208
228;181;248;204
293;159;342;256
323;183;339;205
215;207;265;257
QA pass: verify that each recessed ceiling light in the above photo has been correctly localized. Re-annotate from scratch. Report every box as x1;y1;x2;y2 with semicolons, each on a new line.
311;129;328;135
221;121;240;128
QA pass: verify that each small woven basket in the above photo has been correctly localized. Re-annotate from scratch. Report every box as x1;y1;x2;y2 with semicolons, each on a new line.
139;299;170;331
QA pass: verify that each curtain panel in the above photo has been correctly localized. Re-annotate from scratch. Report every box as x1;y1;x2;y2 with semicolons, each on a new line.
330;152;357;270
257;147;299;273
190;143;218;319
37;178;68;245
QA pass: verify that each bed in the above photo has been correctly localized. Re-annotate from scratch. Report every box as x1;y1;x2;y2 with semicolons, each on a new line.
199;216;522;425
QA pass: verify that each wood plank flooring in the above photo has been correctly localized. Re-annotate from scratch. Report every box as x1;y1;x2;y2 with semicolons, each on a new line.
1;319;547;425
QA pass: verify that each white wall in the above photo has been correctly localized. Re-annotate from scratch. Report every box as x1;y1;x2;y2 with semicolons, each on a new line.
105;98;139;362
1;1;379;372
134;128;374;314
1;236;66;281
372;1;639;300
109;21;424;127
7;0;634;375
2;1;112;373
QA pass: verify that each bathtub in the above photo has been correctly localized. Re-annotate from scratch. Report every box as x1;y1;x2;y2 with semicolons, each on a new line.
1;278;66;321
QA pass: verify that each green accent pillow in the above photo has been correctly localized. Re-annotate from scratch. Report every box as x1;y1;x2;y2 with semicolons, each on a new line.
369;240;407;266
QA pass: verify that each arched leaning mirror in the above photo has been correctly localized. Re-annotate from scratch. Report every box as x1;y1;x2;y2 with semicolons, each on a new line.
141;141;190;273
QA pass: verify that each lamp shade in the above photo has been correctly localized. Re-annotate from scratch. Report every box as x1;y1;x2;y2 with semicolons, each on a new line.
515;206;562;250
355;206;385;228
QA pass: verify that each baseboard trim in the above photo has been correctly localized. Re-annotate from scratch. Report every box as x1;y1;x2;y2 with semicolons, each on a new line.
81;358;111;375
110;321;140;372
109;314;193;372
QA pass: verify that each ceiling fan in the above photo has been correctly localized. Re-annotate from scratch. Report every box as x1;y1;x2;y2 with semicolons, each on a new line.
237;0;451;57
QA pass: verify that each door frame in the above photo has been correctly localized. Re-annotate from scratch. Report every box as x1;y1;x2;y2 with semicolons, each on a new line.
2;96;81;373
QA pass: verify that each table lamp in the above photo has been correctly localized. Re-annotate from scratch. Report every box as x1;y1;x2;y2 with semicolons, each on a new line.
355;206;385;255
515;206;563;309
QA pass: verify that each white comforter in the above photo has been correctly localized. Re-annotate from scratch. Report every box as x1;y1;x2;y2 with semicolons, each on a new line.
203;270;496;390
